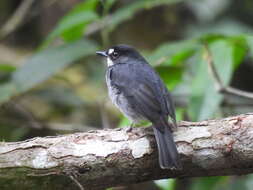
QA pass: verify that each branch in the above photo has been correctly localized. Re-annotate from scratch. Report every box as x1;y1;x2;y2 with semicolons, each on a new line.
204;44;253;99
0;113;253;189
0;0;35;39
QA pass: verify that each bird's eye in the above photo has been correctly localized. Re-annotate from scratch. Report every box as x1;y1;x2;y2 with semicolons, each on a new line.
111;51;119;59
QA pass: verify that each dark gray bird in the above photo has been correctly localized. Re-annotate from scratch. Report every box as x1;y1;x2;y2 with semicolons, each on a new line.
96;44;181;169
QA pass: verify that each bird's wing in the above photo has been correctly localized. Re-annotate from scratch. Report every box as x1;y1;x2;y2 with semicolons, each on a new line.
111;63;175;125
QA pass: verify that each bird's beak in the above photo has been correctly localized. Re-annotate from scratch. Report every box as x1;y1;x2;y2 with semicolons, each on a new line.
96;51;108;57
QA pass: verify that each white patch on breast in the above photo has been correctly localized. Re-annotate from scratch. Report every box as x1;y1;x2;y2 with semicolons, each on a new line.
108;48;114;55
107;57;114;66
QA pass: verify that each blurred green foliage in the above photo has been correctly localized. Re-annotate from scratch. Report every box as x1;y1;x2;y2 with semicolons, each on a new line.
0;40;98;103
155;179;176;190
0;0;253;189
45;0;99;44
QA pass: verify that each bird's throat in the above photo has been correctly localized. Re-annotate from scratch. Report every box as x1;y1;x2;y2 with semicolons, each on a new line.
107;57;114;66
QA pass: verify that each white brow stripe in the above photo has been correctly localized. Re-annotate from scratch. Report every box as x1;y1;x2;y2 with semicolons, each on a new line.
108;48;114;55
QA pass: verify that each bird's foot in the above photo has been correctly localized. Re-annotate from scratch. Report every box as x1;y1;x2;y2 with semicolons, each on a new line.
124;125;133;133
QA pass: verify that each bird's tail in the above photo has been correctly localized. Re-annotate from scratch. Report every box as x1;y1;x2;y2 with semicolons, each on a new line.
153;119;181;169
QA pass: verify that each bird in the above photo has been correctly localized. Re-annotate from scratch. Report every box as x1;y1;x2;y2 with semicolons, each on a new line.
96;44;181;169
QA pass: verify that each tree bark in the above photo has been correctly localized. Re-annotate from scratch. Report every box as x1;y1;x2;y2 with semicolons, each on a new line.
0;113;253;189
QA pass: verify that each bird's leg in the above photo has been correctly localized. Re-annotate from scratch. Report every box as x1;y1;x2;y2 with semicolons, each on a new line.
123;123;133;133
123;122;135;133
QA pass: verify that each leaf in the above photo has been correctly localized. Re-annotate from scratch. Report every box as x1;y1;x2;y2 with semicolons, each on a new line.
185;19;253;38
91;0;183;34
13;39;97;92
103;0;117;13
118;117;131;128
190;176;228;190
45;0;99;44
201;35;247;69
170;49;196;66
73;0;98;11
0;40;98;104
156;66;183;90
199;34;226;44
189;40;235;121
47;11;98;43
0;64;16;72
246;35;253;59
175;108;185;121
228;35;248;69
148;40;199;66
209;175;253;190
154;179;175;190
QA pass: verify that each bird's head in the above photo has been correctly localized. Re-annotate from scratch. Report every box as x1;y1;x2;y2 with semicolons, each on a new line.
96;44;146;66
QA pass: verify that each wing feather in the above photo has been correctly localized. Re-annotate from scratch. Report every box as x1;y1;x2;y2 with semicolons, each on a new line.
111;63;175;125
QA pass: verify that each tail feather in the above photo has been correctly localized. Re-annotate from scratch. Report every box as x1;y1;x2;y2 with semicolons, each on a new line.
153;120;181;169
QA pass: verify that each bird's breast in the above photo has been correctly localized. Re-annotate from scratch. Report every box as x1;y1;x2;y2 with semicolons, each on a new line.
105;69;144;122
